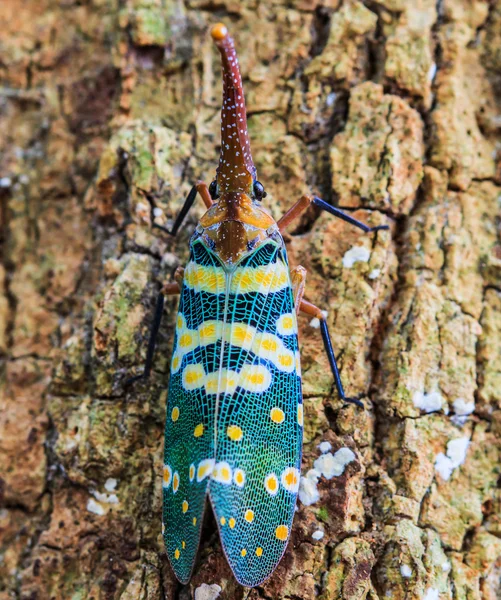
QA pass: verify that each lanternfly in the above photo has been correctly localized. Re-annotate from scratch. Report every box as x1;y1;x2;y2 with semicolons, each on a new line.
128;23;388;587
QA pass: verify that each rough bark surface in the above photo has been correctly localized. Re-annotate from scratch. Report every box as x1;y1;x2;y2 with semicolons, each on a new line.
1;1;501;599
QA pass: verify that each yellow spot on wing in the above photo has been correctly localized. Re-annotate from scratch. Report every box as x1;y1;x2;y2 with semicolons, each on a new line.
183;364;205;391
281;467;300;492
244;510;254;523
173;472;179;493
212;461;232;485
194;423;204;438
171;406;179;422
193;517;197;525
174;548;180;560
189;464;195;481
264;473;279;496
241;549;247;557
196;459;215;482
297;404;304;426
227;424;243;441
229;517;236;529
182;500;189;513
240;364;272;393
256;547;263;557
233;468;246;488
270;407;285;423
220;517;226;526
275;525;289;541
276;313;296;335
163;465;172;488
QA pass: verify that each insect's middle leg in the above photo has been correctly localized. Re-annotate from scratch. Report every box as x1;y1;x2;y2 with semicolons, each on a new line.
125;267;184;386
299;298;363;409
277;194;389;234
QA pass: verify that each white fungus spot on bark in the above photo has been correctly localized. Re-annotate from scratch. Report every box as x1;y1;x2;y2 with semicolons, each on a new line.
105;478;117;492
435;437;470;480
313;447;356;479
423;588;439;600
368;268;381;279
412;390;443;413
312;530;324;540
309;310;328;329
87;499;105;516
342;246;371;268
317;441;332;454
453;398;475;415
400;565;412;578
194;583;222;600
298;469;321;506
0;177;12;188
442;561;451;572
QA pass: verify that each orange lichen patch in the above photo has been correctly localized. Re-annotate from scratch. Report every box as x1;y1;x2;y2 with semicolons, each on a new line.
275;525;289;541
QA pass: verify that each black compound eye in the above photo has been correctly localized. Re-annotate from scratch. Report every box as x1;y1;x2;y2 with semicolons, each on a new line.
253;180;267;201
209;180;219;200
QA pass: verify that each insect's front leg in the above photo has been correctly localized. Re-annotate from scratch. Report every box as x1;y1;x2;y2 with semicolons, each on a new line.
299;298;363;409
277;194;389;234
124;274;182;386
154;181;213;237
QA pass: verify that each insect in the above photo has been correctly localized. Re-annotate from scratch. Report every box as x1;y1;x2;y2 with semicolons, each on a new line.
128;22;388;587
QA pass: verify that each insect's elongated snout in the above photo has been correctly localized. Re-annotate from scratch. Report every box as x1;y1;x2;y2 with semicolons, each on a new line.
211;23;256;196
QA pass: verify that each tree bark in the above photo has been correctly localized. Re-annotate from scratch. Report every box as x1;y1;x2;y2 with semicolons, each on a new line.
1;1;501;599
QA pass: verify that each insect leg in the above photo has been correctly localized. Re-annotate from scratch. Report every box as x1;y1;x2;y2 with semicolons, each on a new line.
299;299;363;409
124;281;181;386
290;265;307;315
154;181;213;237
277;194;389;234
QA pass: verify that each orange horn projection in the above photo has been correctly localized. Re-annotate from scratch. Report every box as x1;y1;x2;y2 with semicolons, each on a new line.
211;23;256;194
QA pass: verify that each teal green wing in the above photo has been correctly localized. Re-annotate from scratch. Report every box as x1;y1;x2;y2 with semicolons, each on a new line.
209;241;303;587
162;241;226;583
